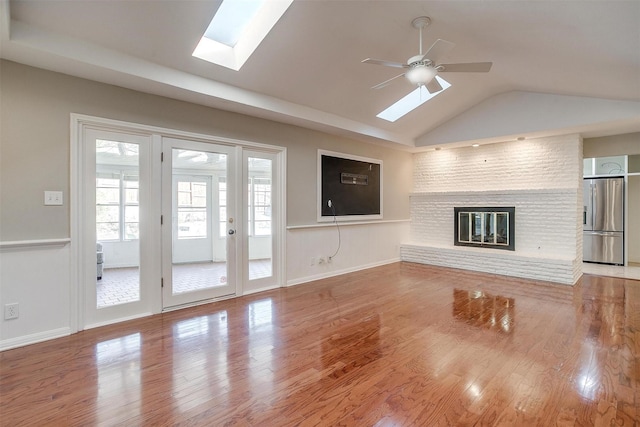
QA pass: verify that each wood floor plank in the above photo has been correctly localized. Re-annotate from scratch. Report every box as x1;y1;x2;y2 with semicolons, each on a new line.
1;262;639;426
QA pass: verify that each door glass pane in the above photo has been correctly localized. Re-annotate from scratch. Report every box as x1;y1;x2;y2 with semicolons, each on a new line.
248;157;272;280
96;140;140;308
172;149;227;294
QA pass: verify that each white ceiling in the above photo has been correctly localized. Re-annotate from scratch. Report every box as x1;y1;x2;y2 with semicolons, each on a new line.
2;0;640;150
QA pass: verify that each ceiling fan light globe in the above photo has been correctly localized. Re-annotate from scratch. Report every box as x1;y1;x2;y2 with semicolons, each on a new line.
405;66;437;86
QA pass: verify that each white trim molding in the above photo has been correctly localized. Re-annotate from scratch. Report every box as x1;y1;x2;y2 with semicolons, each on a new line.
287;219;409;230
0;238;71;251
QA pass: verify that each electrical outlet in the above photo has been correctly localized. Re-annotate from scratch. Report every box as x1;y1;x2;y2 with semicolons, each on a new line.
318;256;326;264
4;303;19;320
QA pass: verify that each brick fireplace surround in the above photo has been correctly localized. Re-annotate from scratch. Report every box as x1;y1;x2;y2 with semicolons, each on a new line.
401;134;583;285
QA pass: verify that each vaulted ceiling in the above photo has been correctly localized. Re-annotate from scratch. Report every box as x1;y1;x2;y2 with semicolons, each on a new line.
2;0;639;150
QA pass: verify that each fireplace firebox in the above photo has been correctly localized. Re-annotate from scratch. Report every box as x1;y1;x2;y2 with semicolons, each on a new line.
454;207;515;251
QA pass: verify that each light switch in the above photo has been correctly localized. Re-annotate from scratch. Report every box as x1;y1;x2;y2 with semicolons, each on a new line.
44;191;63;206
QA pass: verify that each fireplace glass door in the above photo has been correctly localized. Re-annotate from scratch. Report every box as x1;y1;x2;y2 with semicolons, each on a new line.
472;213;483;243
455;207;515;251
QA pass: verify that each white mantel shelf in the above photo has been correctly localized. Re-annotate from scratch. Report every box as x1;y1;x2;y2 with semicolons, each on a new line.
410;188;578;197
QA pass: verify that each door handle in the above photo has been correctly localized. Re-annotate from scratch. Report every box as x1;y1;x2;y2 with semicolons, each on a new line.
228;229;236;235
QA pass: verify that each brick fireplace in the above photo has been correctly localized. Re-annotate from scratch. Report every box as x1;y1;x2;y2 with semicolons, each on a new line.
401;134;583;285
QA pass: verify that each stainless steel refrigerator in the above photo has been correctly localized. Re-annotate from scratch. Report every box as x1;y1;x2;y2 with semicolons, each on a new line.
583;177;624;265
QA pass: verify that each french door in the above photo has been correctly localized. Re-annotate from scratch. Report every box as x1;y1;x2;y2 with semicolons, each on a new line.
161;138;239;309
243;149;281;293
82;128;157;327
75;116;284;329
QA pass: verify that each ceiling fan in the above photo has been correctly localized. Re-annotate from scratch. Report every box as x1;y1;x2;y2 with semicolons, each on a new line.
362;16;492;94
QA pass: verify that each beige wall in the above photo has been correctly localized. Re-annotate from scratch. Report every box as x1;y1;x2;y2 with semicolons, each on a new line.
0;60;412;241
629;175;640;264
583;132;640;157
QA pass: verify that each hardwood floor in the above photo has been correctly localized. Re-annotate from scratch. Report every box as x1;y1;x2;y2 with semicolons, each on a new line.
1;262;638;426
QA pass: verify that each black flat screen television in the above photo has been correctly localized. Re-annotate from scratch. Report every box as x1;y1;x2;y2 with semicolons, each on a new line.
319;151;382;219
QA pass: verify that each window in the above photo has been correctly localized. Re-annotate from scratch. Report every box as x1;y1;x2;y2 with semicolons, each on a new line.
219;177;227;238
123;177;140;239
204;0;266;48
248;176;271;236
96;172;139;241
192;0;293;71
177;180;208;239
377;77;451;122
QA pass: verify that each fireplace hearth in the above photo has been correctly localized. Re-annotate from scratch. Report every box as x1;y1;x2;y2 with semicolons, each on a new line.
454;207;515;251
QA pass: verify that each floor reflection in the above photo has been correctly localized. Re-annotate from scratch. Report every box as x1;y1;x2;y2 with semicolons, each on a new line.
247;298;276;396
248;298;274;329
95;333;141;423
573;277;631;402
172;312;229;413
453;289;515;334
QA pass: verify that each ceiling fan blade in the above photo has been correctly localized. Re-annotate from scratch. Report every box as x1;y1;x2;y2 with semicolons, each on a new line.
362;58;409;69
425;78;443;94
372;73;406;90
438;62;493;72
421;39;455;62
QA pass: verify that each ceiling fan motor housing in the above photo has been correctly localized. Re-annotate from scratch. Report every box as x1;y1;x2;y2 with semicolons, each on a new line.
408;55;433;67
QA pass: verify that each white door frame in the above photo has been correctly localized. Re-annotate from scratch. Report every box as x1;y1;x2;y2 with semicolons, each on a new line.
70;114;286;332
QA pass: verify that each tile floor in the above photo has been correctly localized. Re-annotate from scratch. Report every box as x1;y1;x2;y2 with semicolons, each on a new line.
97;260;272;308
582;261;640;281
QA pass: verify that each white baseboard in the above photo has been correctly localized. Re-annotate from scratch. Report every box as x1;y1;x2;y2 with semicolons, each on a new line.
0;327;71;352
83;312;153;330
102;263;139;270
242;285;280;295
286;258;400;287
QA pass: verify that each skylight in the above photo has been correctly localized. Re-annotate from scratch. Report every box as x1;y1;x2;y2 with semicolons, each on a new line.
204;0;265;47
376;76;451;122
192;0;293;71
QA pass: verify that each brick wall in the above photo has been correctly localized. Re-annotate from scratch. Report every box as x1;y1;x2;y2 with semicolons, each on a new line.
402;134;583;285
